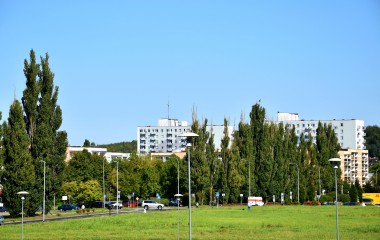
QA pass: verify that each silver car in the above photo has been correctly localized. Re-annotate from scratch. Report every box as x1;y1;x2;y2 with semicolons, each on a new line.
141;200;164;210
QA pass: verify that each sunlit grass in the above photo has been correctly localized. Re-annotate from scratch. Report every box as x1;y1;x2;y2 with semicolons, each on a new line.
1;205;379;239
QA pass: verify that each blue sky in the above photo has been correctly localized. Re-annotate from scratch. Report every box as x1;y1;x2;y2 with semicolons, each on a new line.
1;1;379;146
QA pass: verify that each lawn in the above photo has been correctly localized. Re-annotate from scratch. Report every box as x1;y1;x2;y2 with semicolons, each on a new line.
1;205;379;239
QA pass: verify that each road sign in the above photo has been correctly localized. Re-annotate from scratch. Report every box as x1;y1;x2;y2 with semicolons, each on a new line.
215;192;220;197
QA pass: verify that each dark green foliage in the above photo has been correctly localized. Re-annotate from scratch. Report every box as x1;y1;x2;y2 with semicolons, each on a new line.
97;141;137;153
64;150;110;184
365;125;380;158
2;101;36;217
316;122;341;192
83;139;91;147
349;184;358;202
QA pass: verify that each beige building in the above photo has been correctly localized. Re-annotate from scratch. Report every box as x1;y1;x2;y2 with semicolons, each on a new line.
338;148;369;186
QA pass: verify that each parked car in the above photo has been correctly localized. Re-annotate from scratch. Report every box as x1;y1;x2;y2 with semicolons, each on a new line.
343;202;357;206
58;204;80;211
141;200;164;210
109;201;123;209
91;201;105;208
169;200;182;207
122;200;140;207
0;206;7;212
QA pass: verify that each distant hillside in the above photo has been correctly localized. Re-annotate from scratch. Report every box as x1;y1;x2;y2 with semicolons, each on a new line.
97;140;137;153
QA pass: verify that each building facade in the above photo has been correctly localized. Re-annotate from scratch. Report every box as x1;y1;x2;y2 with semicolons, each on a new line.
275;112;366;150
338;148;369;186
137;118;233;154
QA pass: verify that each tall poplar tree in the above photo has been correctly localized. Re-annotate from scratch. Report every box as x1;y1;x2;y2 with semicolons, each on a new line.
206;125;219;205
22;49;40;148
2;101;36;217
235;114;254;197
22;52;68;213
219;118;232;202
250;102;270;199
316;122;340;192
191;118;210;204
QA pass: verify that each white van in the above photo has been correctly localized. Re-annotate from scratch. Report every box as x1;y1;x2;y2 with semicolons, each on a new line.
248;196;264;206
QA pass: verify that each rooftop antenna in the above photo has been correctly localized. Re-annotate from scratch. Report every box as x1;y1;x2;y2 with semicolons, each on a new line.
167;98;171;126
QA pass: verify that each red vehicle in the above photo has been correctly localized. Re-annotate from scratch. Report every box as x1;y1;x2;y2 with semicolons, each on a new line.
122;200;141;207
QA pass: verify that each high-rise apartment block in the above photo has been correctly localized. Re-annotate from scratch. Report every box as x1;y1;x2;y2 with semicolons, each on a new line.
137;118;233;154
276;112;366;150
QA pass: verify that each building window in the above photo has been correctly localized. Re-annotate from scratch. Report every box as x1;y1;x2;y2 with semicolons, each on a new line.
341;123;343;127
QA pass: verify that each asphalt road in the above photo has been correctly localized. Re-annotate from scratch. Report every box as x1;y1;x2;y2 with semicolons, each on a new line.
1;207;171;225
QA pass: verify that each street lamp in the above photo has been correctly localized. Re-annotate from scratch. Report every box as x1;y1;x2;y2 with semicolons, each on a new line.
17;191;29;240
103;157;105;209
290;163;299;204
39;160;46;222
116;159;119;215
329;157;341;240
174;193;183;240
179;132;198;240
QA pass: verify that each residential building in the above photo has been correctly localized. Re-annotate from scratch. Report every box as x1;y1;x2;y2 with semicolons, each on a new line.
338;148;369;186
65;146;129;162
137;118;233;154
275;112;366;150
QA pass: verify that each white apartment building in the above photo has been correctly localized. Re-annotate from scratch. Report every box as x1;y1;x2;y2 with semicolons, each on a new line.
137;118;233;154
276;112;366;150
275;112;368;186
65;146;129;162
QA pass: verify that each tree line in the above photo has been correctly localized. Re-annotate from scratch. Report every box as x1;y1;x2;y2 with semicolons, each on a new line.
1;50;378;217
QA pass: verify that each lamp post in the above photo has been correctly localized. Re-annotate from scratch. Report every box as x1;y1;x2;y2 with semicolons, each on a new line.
290;163;299;204
17;191;29;240
39;160;46;222
116;159;119;215
179;132;198;240
175;156;181;240
174;193;183;240
329;157;341;240
103;157;105;209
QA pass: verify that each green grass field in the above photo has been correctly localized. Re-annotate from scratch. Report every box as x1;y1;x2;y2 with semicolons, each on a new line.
1;205;379;239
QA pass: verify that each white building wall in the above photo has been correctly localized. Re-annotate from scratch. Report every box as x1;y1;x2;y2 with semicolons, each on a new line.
274;113;365;150
137;119;233;154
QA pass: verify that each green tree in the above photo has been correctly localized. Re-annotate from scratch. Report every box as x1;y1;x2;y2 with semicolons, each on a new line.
349;184;358;202
234;114;254;198
59;181;79;202
250;102;271;200
206;125;220;205
76;180;103;205
365;125;380;158
83;139;91;147
2;101;37;217
28;53;67;213
316;122;340;193
64;150;110;184
0;112;4;168
22;49;40;148
219;118;232;202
